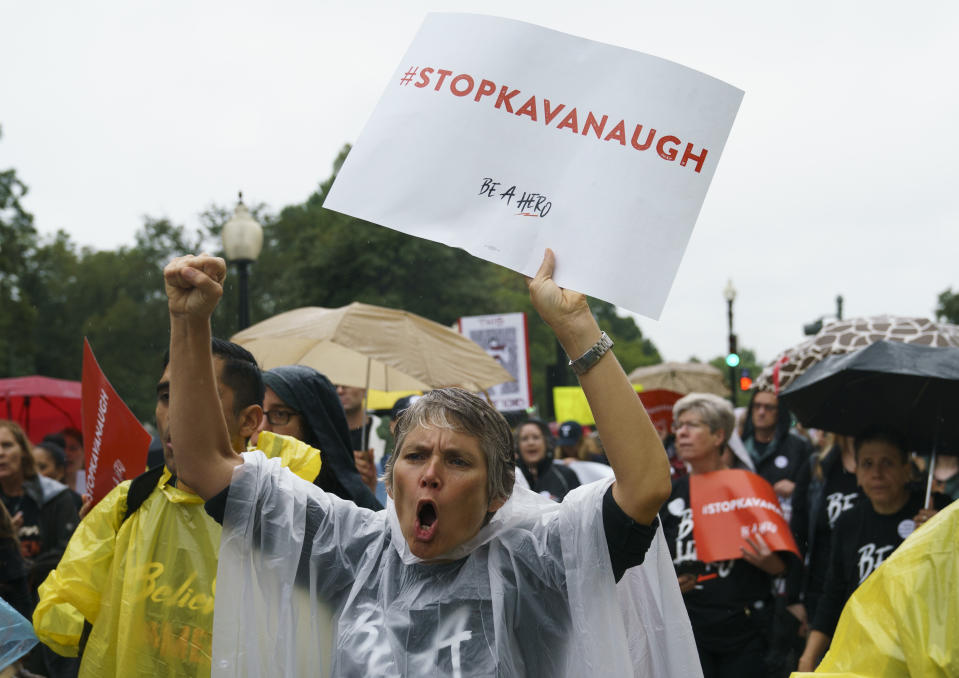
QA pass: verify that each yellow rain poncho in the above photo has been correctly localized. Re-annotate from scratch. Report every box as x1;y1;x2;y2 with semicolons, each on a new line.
33;432;320;678
791;499;959;677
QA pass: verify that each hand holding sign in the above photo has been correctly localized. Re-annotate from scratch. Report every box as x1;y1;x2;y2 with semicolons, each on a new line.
740;532;786;576
690;469;799;563
527;248;592;347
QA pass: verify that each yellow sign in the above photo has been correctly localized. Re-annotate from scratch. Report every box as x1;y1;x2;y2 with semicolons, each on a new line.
367;389;422;411
552;385;643;424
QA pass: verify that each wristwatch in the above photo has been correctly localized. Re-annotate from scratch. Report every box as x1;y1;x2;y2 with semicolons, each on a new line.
568;332;614;376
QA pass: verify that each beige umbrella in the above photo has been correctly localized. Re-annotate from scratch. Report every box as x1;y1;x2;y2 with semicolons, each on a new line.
755;315;959;393
230;302;515;392
627;362;730;397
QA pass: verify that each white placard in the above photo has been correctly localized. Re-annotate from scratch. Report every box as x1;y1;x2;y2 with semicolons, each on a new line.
458;312;531;411
324;13;743;318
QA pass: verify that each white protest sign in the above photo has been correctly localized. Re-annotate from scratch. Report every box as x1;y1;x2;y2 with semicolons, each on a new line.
324;13;743;318
458;312;532;411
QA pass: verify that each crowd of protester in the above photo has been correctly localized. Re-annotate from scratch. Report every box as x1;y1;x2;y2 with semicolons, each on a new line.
1;255;957;676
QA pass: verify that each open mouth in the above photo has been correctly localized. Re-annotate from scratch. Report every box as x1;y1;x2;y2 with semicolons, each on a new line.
415;500;438;541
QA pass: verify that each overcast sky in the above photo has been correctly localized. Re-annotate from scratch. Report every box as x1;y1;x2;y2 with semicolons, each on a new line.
3;0;957;367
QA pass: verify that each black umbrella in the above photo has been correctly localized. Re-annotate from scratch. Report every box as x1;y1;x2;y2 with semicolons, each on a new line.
779;340;959;454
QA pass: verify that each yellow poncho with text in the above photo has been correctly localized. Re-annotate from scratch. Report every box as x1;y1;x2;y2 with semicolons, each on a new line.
33;432;320;678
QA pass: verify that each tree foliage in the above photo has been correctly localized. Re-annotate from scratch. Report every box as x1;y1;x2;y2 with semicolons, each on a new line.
935;288;959;325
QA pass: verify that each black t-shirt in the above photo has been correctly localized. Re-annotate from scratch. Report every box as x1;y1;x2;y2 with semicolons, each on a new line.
812;489;952;636
0;492;42;562
805;464;860;602
0;537;31;618
659;475;774;652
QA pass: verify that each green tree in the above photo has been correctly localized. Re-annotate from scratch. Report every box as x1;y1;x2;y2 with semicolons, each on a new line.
935;288;959;324
0;127;40;375
16;218;207;420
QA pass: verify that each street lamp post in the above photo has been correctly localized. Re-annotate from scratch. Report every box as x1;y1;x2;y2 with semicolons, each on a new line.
221;192;263;331
723;279;737;407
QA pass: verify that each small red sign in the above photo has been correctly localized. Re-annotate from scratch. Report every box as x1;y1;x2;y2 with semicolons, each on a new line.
637;389;682;438
690;469;799;562
81;339;152;506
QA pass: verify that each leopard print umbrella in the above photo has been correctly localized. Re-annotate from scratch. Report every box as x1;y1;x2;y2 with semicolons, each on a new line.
755;316;959;393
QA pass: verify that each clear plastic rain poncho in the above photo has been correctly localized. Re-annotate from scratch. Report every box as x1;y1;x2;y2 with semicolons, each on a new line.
1;597;37;671
32;432;320;678
212;450;702;677
791;499;959;678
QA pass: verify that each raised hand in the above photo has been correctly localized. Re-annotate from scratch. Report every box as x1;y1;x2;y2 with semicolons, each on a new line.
527;248;591;336
164;254;227;320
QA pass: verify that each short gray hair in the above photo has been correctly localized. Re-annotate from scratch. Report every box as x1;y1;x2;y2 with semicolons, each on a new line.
673;393;735;445
384;388;515;503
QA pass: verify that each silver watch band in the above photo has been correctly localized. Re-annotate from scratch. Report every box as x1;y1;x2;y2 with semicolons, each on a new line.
568;331;614;376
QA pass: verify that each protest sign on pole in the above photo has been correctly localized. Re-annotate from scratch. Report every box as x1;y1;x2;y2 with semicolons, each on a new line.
81;339;152;505
324;13;743;318
690;469;799;562
458;312;531;411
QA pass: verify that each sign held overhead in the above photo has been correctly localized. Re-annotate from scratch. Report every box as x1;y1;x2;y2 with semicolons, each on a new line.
325;13;743;318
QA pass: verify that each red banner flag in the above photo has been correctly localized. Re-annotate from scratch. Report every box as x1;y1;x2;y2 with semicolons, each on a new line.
81;339;152;505
689;469;799;562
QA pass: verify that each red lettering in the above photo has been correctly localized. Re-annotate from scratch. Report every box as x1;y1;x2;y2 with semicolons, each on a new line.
433;69;453;91
474;79;496;102
495;86;520;112
556;108;579;133
450;74;474;97
631;125;656;151
543;99;565;125
414;67;434;89
515;96;537;121
656;135;681;161
604;120;627;145
680;143;708;173
582;112;608;139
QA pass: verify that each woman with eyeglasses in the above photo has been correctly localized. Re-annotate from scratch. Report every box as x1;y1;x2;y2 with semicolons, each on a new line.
260;365;382;510
659;393;792;678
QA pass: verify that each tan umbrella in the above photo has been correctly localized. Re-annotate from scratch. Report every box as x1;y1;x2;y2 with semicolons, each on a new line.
627;362;730;397
755;315;959;393
230;302;515;392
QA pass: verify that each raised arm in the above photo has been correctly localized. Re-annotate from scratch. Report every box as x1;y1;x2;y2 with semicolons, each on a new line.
528;249;671;524
164;254;241;499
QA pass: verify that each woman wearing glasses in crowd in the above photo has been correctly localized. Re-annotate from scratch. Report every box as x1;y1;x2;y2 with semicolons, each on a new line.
659;393;795;678
259;365;382;510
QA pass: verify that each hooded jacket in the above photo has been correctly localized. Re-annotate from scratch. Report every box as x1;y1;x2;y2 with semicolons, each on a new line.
740;390;810;488
263;365;381;510
19;474;78;589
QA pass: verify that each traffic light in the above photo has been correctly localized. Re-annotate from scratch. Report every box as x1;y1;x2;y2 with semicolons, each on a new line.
725;333;740;367
739;368;752;391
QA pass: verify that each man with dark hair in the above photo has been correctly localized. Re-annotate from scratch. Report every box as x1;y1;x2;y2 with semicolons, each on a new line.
740;389;811;510
33;338;320;678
